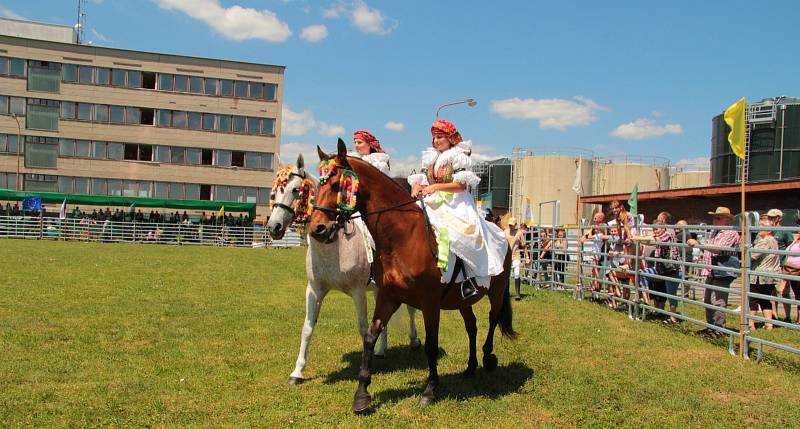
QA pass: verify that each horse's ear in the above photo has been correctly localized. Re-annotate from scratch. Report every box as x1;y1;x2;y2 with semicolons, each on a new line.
296;154;304;170
317;145;328;161
337;138;347;159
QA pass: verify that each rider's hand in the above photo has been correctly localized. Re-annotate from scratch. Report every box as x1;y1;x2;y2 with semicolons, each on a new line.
422;184;439;196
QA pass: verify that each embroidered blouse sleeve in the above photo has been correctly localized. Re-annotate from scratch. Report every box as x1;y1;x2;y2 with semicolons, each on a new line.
407;148;437;186
451;143;480;186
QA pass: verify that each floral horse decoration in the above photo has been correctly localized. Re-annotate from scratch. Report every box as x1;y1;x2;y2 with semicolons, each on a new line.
270;164;315;224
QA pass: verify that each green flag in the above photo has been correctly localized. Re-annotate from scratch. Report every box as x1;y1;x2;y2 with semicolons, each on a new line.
627;184;638;217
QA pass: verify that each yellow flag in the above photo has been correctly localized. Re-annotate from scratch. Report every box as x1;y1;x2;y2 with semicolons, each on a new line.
724;97;746;160
218;206;224;217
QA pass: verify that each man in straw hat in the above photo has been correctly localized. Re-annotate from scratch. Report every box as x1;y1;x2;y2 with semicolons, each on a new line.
687;207;741;337
504;217;529;301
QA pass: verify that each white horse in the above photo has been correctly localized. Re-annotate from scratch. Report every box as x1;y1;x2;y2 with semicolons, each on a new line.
267;155;421;385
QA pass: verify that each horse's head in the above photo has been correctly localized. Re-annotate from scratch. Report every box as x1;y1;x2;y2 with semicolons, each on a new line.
267;154;315;240
308;138;362;243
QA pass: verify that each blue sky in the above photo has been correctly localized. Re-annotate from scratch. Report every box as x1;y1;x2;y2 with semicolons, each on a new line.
3;0;799;174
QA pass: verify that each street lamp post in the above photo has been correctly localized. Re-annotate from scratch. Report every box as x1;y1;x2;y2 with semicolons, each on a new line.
11;113;21;191
435;98;477;118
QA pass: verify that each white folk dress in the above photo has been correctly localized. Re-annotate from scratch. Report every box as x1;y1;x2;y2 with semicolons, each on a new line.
407;141;508;288
348;151;391;262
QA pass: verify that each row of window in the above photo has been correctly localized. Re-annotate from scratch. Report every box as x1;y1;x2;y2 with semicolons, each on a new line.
1;134;274;171
1;56;278;101
3;172;271;204
1;94;276;136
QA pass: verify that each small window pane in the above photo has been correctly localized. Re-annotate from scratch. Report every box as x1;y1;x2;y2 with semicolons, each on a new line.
126;71;142;88
264;83;277;101
186;148;201;165
247;117;261;135
95;68;111;85
174;75;188;92
159;73;174;91
213;185;230;202
126;107;141;124
91;141;106;159
78;66;93;84
123;180;138;197
25;142;58;168
111;69;126;86
171;147;185;164
215;150;231;167
234;81;248;98
94;104;109;123
245;152;259;169
59;139;75;156
187;112;201;130
107;179;122;196
107;142;123;160
58;176;73;193
0;57;10;75
258;188;271;204
204;78;218;95
172;111;187;128
202;113;216;130
189;76;203;94
0;95;7;115
157;109;171;127
249;83;264;99
261;153;273;170
10;97;26;115
91;178;106;195
218;115;231;132
0;135;5;152
232;116;246;133
139;145;152;161
27;104;59;131
60;101;76;119
169;183;184;199
110;106;125;124
229;186;243;202
77;103;93;121
185;184;200;200
245;187;258;203
74;177;89;195
220;79;234;97
6;135;18;154
154;182;169;198
62;64;77;82
261;118;275;135
154;146;170;162
138;182;151;198
76;140;91;157
10;58;26;77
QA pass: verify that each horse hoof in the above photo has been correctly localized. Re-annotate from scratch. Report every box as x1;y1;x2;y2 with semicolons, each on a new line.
352;391;372;413
287;376;304;385
410;339;422;350
420;392;437;406
483;354;498;372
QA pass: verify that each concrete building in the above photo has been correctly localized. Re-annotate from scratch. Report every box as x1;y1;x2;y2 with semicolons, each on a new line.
0;18;283;219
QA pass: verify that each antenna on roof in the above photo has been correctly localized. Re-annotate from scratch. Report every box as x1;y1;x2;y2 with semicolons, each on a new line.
75;0;86;44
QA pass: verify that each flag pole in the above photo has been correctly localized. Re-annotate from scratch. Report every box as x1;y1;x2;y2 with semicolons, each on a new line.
738;150;747;360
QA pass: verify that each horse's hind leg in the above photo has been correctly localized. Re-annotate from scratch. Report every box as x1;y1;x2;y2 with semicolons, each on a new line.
460;306;479;377
289;282;328;385
407;305;422;349
352;294;400;413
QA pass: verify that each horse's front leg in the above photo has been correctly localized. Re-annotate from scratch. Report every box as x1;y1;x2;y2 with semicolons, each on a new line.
460;306;479;377
420;307;441;406
353;289;387;357
407;305;422;349
352;293;400;413
288;282;328;385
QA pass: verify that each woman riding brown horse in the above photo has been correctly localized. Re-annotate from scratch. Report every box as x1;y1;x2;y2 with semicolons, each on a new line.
309;139;516;412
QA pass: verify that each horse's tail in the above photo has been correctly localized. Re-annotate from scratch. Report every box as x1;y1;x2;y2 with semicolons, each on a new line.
499;269;517;340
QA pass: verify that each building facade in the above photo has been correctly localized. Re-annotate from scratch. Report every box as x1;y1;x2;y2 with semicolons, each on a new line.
0;19;283;219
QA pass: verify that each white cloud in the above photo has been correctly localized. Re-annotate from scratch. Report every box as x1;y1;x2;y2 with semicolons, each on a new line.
610;119;683;140
280;142;320;171
384;121;404;131
318;122;345;137
282;106;316;136
651;111;663;118
90;28;108;42
388;155;420;177
322;0;396;35
490;96;609;130
0;6;25;19
154;0;291;42
300;24;328;42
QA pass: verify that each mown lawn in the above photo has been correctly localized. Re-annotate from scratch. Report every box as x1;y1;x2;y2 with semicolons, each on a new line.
1;240;799;428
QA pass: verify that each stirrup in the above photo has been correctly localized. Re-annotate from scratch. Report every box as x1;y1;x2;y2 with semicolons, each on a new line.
460;279;479;300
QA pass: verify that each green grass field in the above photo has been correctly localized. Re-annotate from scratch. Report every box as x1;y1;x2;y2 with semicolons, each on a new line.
2;240;800;428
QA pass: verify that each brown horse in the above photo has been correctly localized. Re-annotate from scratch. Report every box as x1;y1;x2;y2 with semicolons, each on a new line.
309;139;516;412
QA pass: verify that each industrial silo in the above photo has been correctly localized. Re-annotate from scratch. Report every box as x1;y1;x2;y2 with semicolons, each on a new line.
710;97;800;185
592;156;671;196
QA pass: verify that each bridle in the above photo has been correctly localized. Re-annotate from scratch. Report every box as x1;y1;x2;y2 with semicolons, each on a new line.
270;169;314;224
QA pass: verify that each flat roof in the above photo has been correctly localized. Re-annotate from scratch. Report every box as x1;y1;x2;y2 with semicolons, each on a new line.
0;20;285;74
579;178;800;204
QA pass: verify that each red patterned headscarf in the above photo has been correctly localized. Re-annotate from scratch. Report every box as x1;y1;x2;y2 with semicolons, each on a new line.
353;129;384;154
430;119;463;146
